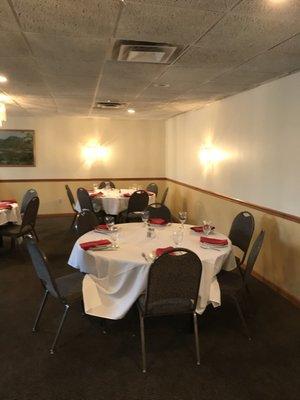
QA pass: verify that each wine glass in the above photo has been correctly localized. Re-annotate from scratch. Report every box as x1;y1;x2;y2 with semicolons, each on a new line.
178;211;187;227
141;210;150;226
105;215;115;231
173;229;183;246
111;229;120;248
203;220;212;235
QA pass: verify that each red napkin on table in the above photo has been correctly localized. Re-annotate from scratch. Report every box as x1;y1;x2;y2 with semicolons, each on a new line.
89;192;103;198
0;202;13;210
1;199;17;203
80;239;111;251
156;246;174;257
149;218;167;225
191;226;215;233
95;224;109;230
200;236;228;246
123;193;131;197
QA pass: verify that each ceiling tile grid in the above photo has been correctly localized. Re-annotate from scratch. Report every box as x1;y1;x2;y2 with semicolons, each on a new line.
0;0;299;119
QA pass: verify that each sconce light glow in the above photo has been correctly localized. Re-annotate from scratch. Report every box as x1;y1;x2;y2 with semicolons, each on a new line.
127;108;135;114
0;75;8;83
82;143;109;167
199;146;227;165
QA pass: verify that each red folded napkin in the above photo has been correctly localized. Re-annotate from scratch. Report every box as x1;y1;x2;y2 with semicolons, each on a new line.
123;193;131;197
89;191;103;198
200;236;228;245
191;226;215;232
1;199;17;203
156;246;174;257
0;202;12;210
149;218;167;225
95;224;109;230
80;239;111;251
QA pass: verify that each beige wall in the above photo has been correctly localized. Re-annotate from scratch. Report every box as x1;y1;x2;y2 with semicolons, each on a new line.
1;116;165;179
166;71;300;217
0;116;165;213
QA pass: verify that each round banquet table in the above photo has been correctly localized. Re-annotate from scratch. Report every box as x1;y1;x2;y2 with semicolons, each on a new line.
75;188;156;215
0;203;22;226
68;223;236;320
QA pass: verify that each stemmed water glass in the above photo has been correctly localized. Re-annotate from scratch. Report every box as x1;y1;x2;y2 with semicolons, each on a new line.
105;215;115;231
142;210;150;226
178;211;187;227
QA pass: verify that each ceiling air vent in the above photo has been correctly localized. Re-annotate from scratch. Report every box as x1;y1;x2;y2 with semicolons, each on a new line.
113;40;180;64
94;101;126;110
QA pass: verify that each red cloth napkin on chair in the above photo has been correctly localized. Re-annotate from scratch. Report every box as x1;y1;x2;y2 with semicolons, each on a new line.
200;236;228;245
191;226;215;232
156;246;174;257
0;202;13;210
95;224;109;230
149;218;167;225
80;239;111;251
0;199;17;203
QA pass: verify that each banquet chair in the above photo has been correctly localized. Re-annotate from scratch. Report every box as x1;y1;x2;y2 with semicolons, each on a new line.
146;182;158;196
146;202;171;223
98;180;116;189
137;248;202;372
20;188;38;214
161;187;169;205
65;184;78;229
0;196;40;248
75;210;99;237
118;190;149;223
217;230;265;340
25;236;84;354
228;211;255;277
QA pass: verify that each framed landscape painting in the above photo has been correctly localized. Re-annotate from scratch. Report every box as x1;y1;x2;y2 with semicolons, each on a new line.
0;129;35;166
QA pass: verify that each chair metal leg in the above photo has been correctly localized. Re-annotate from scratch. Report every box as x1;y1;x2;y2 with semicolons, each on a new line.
233;297;252;340
70;213;77;230
237;264;245;278
32;228;39;242
32;290;49;332
138;309;147;373
50;304;69;354
193;312;200;366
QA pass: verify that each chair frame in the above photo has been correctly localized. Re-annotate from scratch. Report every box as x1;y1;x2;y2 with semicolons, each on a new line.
75;209;99;237
145;202;171;223
161;187;169;205
25;236;83;354
65;184;78;229
137;247;202;372
146;182;158;196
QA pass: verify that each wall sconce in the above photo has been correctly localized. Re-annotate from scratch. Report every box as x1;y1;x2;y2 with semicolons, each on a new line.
81;142;109;168
199;145;227;165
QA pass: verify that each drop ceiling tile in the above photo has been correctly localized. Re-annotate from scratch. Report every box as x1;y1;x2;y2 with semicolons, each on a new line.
11;0;121;37
136;87;183;101
45;75;98;97
0;0;20;32
0;31;29;57
116;2;222;45
5;80;51;97
126;0;228;12
0;56;42;81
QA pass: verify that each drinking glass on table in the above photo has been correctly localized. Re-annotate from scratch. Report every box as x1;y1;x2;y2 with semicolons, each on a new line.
203;220;212;235
92;183;98;192
111;229;120;248
173;229;183;246
105;215;115;231
141;210;150;226
178;211;187;227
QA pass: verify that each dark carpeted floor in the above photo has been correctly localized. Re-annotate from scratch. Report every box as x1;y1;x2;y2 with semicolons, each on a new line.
0;217;299;400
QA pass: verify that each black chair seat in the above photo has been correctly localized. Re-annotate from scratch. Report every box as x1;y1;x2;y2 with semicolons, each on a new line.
138;294;193;316
55;272;84;302
217;270;243;294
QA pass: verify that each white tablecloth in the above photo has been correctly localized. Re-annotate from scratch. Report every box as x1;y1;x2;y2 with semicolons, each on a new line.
68;223;236;320
0;203;22;226
75;189;156;215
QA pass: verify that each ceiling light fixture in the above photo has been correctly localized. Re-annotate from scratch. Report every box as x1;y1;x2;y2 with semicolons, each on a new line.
0;75;8;83
0;103;7;126
127;108;135;114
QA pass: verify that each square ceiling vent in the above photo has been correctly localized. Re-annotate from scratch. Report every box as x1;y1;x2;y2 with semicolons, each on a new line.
113;40;180;64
